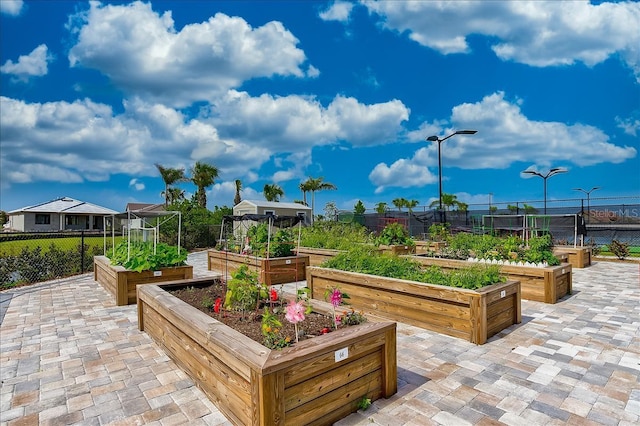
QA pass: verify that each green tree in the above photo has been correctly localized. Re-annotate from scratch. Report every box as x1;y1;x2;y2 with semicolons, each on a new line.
299;180;311;206
324;202;338;221
263;183;284;202
374;202;388;215
456;202;468;212
523;204;538;214
392;198;408;211
302;177;337;224
489;206;498;213
0;210;8;225
234;179;242;206
162;187;185;205
191;161;219;208
429;193;459;211
354;200;366;215
507;204;519;214
155;163;188;207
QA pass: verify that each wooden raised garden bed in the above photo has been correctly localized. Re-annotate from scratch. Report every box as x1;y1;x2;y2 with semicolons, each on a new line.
137;280;397;426
414;241;446;254
553;246;591;268
207;250;309;285
93;255;193;306
295;247;343;267
378;244;416;255
408;256;572;304
307;266;521;345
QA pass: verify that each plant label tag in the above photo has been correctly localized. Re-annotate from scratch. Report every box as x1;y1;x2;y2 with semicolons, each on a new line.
153;271;162;277
562;269;566;274
335;347;348;362
500;290;506;298
285;259;292;264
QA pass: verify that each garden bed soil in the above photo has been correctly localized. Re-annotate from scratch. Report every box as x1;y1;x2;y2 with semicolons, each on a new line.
167;281;336;345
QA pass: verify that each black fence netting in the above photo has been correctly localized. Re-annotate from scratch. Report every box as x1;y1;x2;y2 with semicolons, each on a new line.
340;202;640;248
0;231;118;289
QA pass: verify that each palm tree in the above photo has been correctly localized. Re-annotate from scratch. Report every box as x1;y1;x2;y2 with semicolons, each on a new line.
161;187;185;205
191;161;219;208
375;202;388;215
234;179;242;205
302;177;337;224
263;183;284;202
155;163;187;207
299;180;313;206
429;193;459;211
392;198;408;211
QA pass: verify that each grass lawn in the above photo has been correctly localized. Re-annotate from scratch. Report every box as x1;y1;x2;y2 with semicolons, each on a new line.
0;236;123;256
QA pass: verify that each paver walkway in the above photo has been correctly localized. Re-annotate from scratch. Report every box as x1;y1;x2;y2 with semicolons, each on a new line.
1;253;638;425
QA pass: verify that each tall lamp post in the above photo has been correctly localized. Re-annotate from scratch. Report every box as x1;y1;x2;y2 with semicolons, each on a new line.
426;130;478;223
573;186;600;224
521;167;567;214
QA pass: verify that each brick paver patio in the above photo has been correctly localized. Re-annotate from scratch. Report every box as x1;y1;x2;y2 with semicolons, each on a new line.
1;252;638;425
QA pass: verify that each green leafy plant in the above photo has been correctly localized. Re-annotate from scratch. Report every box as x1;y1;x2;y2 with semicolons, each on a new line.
261;308;291;349
224;265;267;317
246;223;295;257
428;223;450;242
375;223;415;247
299;222;373;250
108;241;187;272
323;247;504;290
609;240;630;260
357;396;372;411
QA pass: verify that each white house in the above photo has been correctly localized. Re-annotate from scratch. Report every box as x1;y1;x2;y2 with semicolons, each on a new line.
8;197;118;232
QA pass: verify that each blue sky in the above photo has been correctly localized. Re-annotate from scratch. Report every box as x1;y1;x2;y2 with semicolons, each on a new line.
1;0;639;215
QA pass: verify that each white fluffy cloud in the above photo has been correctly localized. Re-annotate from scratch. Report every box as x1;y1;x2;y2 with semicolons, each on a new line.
67;1;314;106
0;89;410;191
368;92;636;192
128;178;145;191
319;1;354;22
208;90;409;151
363;0;640;81
0;0;23;16
1;44;52;81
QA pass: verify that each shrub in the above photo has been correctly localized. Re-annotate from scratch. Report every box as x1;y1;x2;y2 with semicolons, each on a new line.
609;240;630;260
375;223;415;247
299;222;372;250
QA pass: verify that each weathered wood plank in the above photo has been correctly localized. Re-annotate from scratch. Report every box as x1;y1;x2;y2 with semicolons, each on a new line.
284;370;383;426
207;250;308;285
308;266;520;344
408;255;571;304
283;350;381;410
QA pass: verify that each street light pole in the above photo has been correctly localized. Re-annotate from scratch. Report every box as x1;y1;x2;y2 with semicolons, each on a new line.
573;187;600;224
426;130;477;223
521;167;568;214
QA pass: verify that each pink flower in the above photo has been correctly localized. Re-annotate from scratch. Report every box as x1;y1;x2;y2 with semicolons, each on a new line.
285;300;306;324
330;288;342;307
